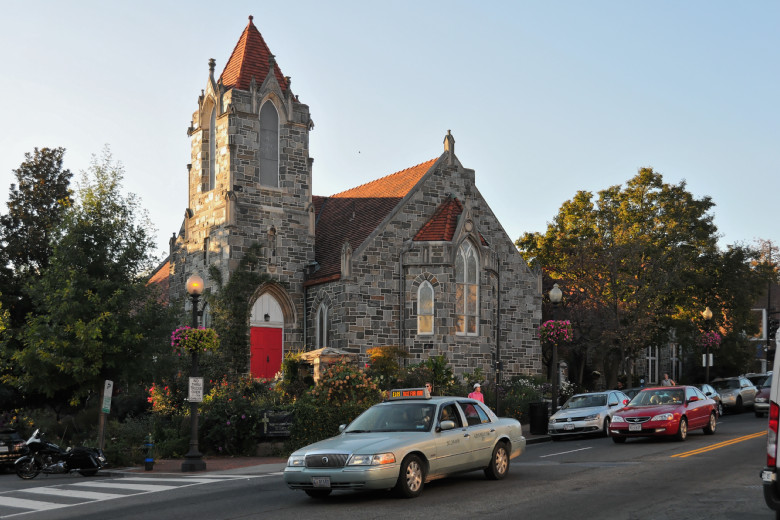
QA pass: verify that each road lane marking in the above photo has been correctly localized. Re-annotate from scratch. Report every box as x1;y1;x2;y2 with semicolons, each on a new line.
120;477;224;484
19;488;126;500
539;447;592;458
67;481;177;492
0;474;257;518
671;431;766;458
0;496;67;511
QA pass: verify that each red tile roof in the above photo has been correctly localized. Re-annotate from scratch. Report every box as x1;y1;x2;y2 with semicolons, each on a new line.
309;159;438;283
147;258;170;304
220;16;289;92
414;197;463;242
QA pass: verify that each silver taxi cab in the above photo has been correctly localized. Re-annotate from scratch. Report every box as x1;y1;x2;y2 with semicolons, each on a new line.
283;388;525;498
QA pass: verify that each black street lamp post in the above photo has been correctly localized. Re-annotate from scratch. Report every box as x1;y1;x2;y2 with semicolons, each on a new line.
702;306;713;384
182;274;206;472
549;283;563;414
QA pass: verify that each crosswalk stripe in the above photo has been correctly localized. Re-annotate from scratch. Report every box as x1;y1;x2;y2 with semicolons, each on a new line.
19;487;126;500
121;477;224;484
71;482;176;492
0;496;67;511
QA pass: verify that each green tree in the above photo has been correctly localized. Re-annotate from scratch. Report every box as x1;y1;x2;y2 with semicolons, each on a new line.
517;168;764;386
0;147;73;409
3;147;175;413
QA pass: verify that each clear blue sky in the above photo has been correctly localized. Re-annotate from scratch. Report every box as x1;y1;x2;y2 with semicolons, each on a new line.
2;1;777;261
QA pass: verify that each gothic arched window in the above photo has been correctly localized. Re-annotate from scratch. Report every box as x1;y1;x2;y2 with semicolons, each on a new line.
455;241;479;335
417;281;434;335
259;101;279;187
316;303;329;348
208;104;217;191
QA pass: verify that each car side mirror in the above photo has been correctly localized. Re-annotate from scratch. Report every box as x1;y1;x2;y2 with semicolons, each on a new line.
623;399;630;405
339;424;347;433
609;401;618;407
439;420;456;431
687;396;699;404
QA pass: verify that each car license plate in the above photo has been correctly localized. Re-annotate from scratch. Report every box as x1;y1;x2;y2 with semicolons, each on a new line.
0;446;7;452
312;477;330;488
629;424;642;432
564;423;575;431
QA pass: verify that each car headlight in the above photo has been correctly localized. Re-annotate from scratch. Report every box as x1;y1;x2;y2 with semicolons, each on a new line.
287;455;306;467
757;397;768;403
348;453;396;466
650;413;674;422
611;415;625;423
583;414;600;421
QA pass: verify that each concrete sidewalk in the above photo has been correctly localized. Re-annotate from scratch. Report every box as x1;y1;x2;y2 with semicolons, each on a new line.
107;432;550;477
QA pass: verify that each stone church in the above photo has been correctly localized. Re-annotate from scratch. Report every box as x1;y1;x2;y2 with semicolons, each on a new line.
154;16;542;383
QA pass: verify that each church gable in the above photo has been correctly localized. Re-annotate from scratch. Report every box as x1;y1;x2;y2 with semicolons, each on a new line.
308;159;437;284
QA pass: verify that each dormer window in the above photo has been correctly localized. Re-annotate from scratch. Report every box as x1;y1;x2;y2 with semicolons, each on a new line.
259;101;279;187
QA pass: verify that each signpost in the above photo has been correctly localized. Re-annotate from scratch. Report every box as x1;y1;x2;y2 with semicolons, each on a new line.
98;380;113;450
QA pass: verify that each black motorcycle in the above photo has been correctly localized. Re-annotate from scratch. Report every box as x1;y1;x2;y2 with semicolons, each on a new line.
14;428;107;479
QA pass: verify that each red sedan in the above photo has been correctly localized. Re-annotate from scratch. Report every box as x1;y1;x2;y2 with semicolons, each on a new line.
609;385;717;443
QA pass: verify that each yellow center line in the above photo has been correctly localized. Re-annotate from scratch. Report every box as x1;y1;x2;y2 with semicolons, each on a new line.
671;431;766;458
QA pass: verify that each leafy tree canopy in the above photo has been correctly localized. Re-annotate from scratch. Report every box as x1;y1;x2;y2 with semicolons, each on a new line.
517;168;766;385
4;147;175;410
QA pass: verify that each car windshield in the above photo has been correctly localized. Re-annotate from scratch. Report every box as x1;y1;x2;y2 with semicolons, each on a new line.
562;394;606;409
344;402;437;433
630;389;684;406
711;380;739;391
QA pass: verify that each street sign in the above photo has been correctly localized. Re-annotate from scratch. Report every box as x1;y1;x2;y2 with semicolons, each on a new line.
189;377;204;403
702;354;713;367
101;380;113;414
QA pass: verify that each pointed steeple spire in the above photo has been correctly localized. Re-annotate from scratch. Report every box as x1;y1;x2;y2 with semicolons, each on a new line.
219;15;290;92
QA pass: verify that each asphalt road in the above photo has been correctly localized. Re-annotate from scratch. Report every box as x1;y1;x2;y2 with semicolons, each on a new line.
0;411;771;520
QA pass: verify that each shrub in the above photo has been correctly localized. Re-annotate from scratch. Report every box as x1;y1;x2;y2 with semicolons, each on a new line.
199;375;282;456
502;376;548;423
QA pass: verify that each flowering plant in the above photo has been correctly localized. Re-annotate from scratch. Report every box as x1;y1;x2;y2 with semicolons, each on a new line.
171;326;219;356
538;320;574;346
697;330;722;350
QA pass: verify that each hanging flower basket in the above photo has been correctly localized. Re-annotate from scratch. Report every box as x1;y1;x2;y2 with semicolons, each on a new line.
538;320;574;346
697;330;722;350
171;326;219;356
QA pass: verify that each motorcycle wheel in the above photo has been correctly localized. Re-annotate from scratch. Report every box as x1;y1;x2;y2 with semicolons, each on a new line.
16;458;41;480
78;469;99;476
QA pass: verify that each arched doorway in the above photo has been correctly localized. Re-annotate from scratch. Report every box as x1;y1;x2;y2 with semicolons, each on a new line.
249;293;283;379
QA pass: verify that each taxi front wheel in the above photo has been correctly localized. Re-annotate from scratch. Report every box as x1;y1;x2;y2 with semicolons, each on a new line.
484;442;509;480
394;454;425;498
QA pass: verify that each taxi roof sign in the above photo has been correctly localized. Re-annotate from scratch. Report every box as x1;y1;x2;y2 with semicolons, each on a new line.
388;388;430;400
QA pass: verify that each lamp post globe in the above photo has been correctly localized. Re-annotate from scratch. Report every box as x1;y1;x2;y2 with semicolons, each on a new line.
701;306;713;384
182;273;206;472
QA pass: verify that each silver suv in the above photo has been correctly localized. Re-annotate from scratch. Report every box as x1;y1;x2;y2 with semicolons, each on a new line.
710;376;757;413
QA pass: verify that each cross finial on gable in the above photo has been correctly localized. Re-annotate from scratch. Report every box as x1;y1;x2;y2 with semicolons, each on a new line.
444;130;455;166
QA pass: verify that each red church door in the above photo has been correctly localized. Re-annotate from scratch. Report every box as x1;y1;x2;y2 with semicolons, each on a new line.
250;327;282;379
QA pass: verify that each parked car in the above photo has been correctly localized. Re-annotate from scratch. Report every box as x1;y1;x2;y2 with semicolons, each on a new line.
0;429;28;469
623;387;644;400
710;376;758;413
746;372;772;389
283;388;525;498
696;383;724;417
609;386;717;443
548;391;630;439
756;373;773;418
